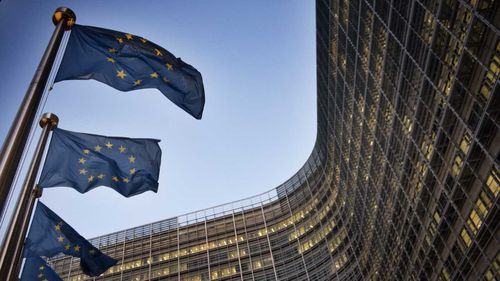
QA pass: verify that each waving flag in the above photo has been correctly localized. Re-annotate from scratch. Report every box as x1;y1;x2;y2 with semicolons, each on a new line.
21;255;63;281
24;202;117;276
39;128;162;197
55;24;205;119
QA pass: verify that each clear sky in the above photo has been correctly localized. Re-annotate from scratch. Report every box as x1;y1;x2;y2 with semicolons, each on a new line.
0;1;316;238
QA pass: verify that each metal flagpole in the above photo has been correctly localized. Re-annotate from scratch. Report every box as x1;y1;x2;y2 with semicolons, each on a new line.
0;7;75;217
0;113;58;281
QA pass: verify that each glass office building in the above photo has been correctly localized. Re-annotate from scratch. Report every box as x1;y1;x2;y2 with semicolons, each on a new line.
51;0;499;280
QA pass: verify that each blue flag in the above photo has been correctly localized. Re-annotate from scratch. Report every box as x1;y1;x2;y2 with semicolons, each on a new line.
39;128;161;197
24;202;117;277
21;255;63;281
55;24;205;119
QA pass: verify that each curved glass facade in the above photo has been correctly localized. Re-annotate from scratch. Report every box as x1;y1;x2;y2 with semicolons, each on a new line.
51;0;499;280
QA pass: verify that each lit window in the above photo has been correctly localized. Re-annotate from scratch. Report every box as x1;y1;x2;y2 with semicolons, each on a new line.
429;210;441;236
441;268;451;281
403;115;412;134
466;192;493;237
487;61;499;79
485;169;499;197
433;211;441;224
459;133;471;154
460;228;472;247
253;260;262;269
451;155;463;177
423;142;433;160
484;270;495;281
480;85;490;99
467;209;482;235
333;253;348;271
480;40;500;100
477;193;491;214
483;251;500;280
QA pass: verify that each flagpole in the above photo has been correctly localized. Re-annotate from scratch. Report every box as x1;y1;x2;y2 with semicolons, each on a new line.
0;7;75;217
0;113;58;281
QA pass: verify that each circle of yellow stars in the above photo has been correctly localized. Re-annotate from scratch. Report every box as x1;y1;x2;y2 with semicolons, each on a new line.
105;32;174;87
78;141;137;185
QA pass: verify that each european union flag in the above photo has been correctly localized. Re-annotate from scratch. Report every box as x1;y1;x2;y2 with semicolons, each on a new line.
55;24;205;119
24;202;117;277
21;255;62;281
39;128;161;197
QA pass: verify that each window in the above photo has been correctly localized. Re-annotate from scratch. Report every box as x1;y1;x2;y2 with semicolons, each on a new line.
440;267;451;281
459;132;471;154
479;40;500;100
429;211;441;236
333;253;348;270
451;155;464;177
460;228;472;248
467;208;482;234
466;190;494;236
483;251;500;280
485;169;499;197
477;192;492;213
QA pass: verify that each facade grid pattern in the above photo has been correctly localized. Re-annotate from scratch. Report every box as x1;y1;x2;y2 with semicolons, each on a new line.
50;0;499;280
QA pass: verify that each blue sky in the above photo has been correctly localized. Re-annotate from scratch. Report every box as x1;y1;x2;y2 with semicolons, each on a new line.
0;1;316;238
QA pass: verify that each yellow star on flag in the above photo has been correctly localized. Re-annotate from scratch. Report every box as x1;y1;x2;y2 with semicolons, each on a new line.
140;38;147;43
166;63;173;70
83;149;90;155
150;72;159;78
154;48;163;56
130;168;136;175
107;57;116;64
98;174;105;179
39;265;45;270
74;245;80;252
65;244;71;250
128;155;136;163
79;158;86;164
108;48;117;53
57;235;64;242
88;175;94;182
119;145;126;153
43;279;48;281
105;142;113;149
162;77;170;83
116;37;124;43
79;168;87;175
125;33;133;40
116;70;127;79
123;177;129;183
95;145;102;152
38;273;43;278
133;80;142;86
55;224;61;231
112;176;119;182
